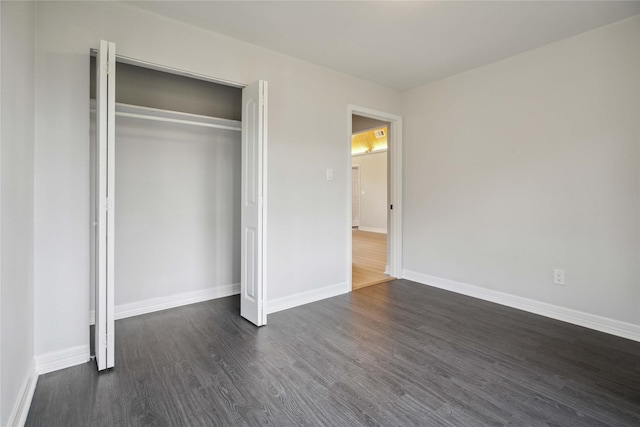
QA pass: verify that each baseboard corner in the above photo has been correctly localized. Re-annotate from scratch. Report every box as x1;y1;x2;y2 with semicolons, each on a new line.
90;283;241;325
7;359;38;427
266;281;349;314
35;344;91;375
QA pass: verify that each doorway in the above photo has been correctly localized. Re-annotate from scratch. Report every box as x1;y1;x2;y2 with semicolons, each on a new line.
347;106;403;291
351;119;390;289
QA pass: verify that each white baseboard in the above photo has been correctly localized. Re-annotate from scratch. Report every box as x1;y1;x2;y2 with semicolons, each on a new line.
6;360;38;427
266;282;349;314
35;344;90;375
90;283;240;324
403;270;640;342
357;226;387;234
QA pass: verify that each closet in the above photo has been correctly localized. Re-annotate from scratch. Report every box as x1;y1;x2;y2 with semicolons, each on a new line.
89;41;267;371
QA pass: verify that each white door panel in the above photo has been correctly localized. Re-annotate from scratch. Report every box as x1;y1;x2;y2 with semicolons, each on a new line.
241;81;267;326
95;40;115;371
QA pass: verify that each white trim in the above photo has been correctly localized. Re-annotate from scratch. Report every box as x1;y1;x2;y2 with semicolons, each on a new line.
89;49;246;88
403;270;640;342
90;284;240;324
347;105;402;290
35;345;90;375
351;164;360;227
6;361;38;427
90;283;240;324
266;282;348;314
357;226;387;234
116;283;240;320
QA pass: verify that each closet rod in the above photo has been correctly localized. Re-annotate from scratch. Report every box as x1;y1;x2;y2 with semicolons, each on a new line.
116;112;241;132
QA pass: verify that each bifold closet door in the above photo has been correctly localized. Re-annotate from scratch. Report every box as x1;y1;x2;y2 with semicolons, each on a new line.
95;39;116;371
241;80;268;326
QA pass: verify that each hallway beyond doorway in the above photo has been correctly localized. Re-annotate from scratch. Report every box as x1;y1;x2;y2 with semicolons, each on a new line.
352;229;392;289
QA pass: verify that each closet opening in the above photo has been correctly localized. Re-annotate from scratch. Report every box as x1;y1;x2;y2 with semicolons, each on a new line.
88;48;266;370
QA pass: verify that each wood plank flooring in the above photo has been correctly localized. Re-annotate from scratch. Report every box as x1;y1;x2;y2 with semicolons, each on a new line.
352;229;392;290
26;280;640;426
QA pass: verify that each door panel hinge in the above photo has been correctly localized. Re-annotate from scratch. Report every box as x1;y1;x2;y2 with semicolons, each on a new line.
102;198;113;212
100;333;114;349
106;60;115;76
111;61;115;75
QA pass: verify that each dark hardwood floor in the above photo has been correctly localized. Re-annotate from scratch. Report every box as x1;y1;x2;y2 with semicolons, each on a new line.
26;280;640;426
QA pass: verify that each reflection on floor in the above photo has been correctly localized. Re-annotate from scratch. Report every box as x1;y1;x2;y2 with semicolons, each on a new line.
352;228;392;289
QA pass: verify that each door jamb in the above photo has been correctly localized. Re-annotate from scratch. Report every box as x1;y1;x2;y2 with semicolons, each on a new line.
347;105;403;291
351;164;360;227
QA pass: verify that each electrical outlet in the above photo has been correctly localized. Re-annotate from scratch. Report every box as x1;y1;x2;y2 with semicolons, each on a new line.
553;269;565;285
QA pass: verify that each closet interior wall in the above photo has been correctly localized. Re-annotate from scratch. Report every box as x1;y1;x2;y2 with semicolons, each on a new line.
89;58;242;320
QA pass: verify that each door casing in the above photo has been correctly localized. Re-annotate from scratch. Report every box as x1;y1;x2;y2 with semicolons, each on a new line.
91;44;268;369
351;164;360;227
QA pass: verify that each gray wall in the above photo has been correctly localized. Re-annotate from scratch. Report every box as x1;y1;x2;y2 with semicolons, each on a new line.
90;58;242;120
1;2;35;425
403;16;640;325
115;121;241;305
89;116;241;311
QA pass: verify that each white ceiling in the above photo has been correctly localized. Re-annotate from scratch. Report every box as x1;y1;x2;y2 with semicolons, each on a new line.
126;1;640;91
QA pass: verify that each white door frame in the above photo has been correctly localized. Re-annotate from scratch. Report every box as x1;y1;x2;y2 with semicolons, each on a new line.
351;164;360;227
90;47;268;360
95;40;116;371
347;105;403;289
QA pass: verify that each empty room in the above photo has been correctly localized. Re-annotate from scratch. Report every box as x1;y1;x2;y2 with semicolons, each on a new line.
1;1;640;426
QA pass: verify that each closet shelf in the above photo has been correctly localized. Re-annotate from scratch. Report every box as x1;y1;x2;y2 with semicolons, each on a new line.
89;99;241;131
